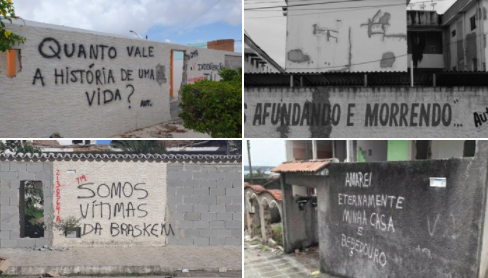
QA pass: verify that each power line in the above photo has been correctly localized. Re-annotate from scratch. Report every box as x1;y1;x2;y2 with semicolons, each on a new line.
167;0;222;39
245;0;366;10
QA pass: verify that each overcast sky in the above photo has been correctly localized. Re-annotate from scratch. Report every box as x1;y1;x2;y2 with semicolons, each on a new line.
12;0;242;50
245;0;456;67
242;140;287;167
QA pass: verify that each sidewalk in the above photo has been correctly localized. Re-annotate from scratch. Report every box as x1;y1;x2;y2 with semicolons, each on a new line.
1;246;241;276
244;238;336;278
119;120;211;138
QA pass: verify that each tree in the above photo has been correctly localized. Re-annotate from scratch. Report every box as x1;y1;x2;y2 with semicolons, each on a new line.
111;140;167;154
0;0;26;52
179;67;242;138
0;140;41;154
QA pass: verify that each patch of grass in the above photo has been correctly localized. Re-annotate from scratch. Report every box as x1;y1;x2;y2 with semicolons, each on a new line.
272;224;283;247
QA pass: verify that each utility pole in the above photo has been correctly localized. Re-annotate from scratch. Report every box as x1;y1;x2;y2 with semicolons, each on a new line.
247;140;253;185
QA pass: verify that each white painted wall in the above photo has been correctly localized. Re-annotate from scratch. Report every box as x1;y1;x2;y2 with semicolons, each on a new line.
245;87;488;138
430;140;465;159
52;160;167;247
357;140;388;162
285;0;407;72
0;20;241;137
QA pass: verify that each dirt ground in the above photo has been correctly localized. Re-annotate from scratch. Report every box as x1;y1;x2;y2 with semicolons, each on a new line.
119;120;211;138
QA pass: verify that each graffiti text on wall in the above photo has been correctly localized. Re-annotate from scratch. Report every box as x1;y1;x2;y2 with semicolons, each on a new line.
33;37;167;109
474;107;488;131
74;176;174;238
245;102;453;128
55;170;64;223
339;172;405;267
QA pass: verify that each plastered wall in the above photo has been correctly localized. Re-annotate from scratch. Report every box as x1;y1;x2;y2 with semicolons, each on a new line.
0;20;241;137
0;158;242;248
245;86;488;138
319;141;488;278
52;161;168;247
285;0;407;72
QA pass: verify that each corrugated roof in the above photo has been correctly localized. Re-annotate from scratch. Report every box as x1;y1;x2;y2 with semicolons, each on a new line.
245;71;488;87
272;159;333;173
0;153;241;162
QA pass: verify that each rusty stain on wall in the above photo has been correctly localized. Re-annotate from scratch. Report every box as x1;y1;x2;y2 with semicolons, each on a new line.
288;49;311;63
380;52;396;68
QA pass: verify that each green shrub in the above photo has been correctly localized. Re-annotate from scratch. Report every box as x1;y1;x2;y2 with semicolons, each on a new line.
179;67;242;138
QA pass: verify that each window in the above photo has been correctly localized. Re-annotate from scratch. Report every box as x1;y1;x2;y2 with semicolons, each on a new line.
464;141;476;157
20;181;44;238
451;30;456;37
471;15;476;30
415;140;431;160
407;31;443;54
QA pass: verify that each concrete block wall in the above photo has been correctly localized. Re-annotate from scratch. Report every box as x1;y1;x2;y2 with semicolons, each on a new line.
0;19;241;137
0;162;53;248
167;164;242;246
245;86;488;138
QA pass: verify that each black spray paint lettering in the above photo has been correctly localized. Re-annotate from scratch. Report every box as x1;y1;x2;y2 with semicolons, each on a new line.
127;46;154;58
138;69;155;80
473;107;488;128
140;100;153;107
190;50;198;59
110;223;175;237
252;102;341;127
79;201;148;220
77;182;149;199
38;37;117;60
121;69;134;81
85;88;122;106
126;84;135;109
32;68;45;86
365;103;452;127
55;64;115;85
198;63;223;71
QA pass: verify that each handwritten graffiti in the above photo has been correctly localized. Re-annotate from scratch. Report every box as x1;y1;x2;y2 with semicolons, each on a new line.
55;170;64;223
34;38;160;110
39;37;117;60
246;102;453;128
198;63;223;71
338;172;405;268
76;174;88;184
54;64;116;85
190;50;199;59
74;179;174;238
312;21;342;43
127;46;154;58
427;213;459;239
360;10;407;41
188;76;205;83
473;107;488;130
138;69;155;80
140;100;153;107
